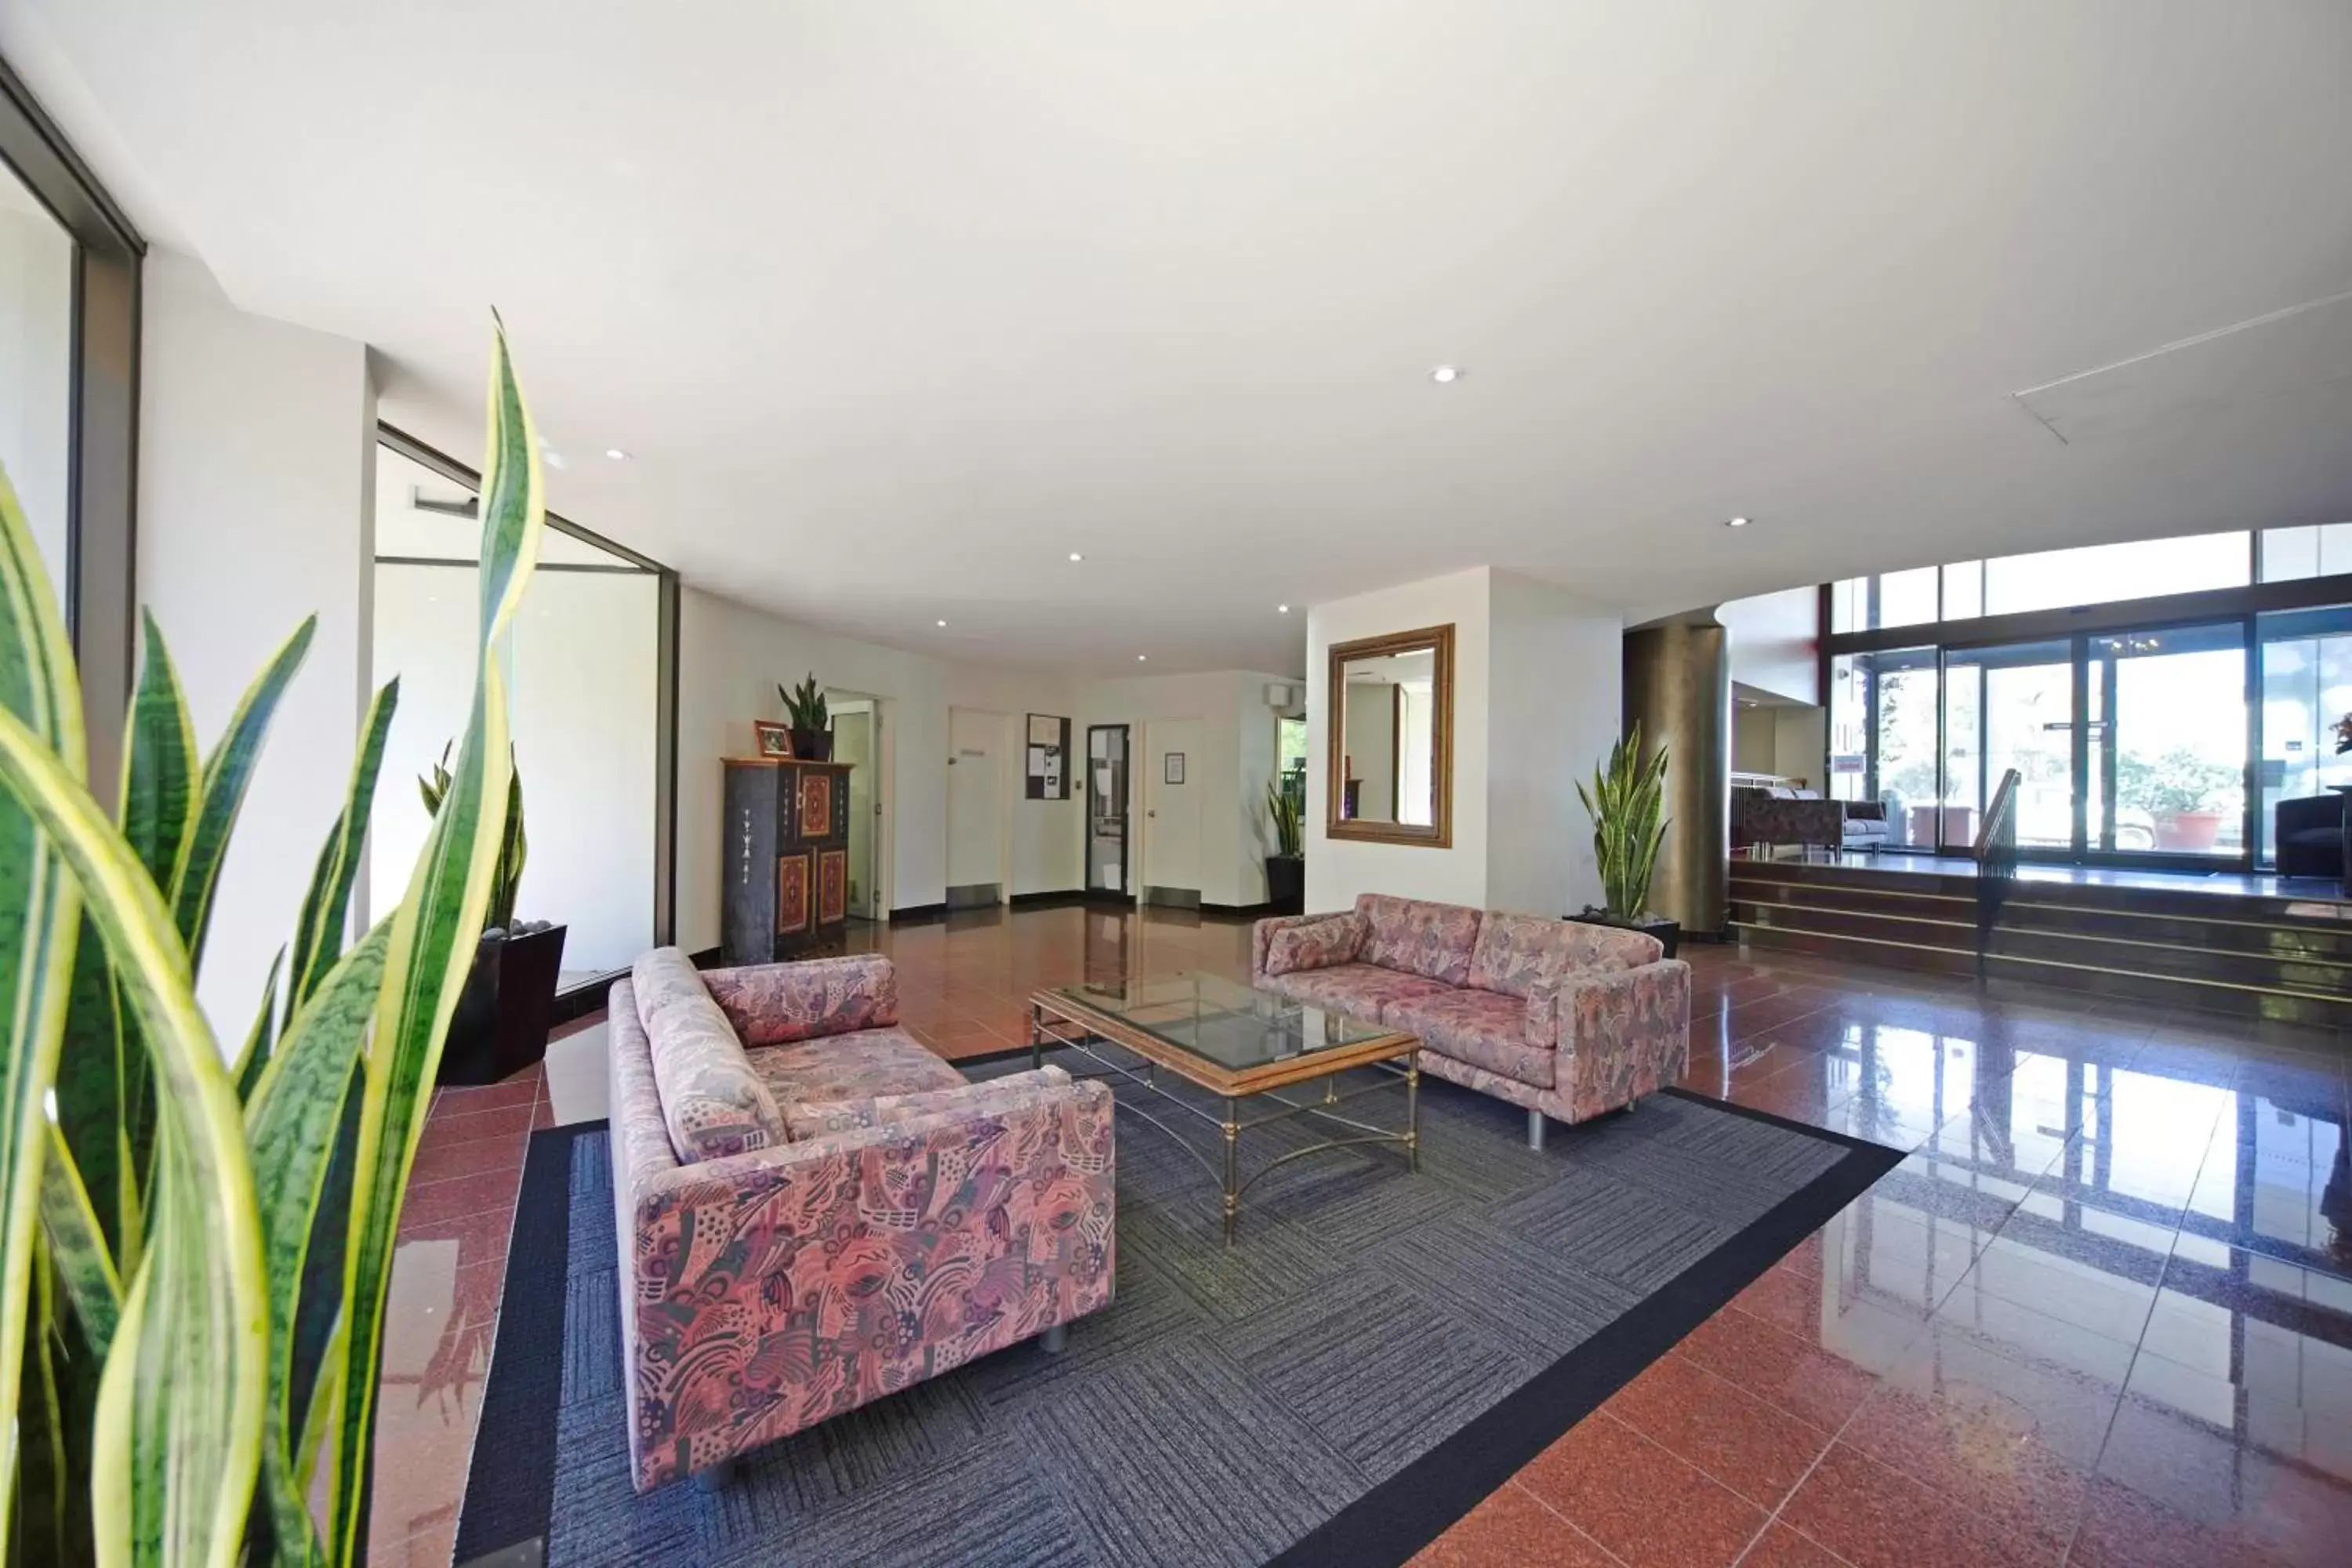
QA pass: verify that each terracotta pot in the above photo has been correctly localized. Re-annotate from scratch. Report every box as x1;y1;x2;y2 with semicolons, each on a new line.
2152;810;2223;851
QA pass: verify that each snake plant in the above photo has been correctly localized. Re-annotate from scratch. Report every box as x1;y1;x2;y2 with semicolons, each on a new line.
1576;725;1671;920
1265;774;1303;858
422;739;528;931
0;320;546;1566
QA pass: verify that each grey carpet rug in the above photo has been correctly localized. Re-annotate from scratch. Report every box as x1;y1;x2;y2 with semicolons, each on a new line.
454;1048;1896;1568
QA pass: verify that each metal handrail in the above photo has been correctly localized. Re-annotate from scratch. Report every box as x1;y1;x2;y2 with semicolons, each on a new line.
1973;768;2022;969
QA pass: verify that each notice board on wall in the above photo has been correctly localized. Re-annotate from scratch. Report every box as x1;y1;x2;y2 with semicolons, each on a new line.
1025;713;1070;800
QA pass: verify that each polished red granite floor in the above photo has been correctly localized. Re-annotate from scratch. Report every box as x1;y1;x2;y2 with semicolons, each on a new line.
371;906;2352;1566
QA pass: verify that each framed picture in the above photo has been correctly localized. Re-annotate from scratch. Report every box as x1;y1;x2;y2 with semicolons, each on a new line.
1163;752;1185;786
1028;713;1062;746
752;720;794;758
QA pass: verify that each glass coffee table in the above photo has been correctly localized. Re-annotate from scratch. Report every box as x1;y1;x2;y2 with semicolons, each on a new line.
1028;972;1421;1243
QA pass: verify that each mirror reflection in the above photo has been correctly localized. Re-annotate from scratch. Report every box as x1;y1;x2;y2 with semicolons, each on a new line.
1327;625;1453;845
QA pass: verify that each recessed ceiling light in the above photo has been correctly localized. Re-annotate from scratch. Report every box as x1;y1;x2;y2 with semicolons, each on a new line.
604;448;631;461
1726;516;1751;528
1278;604;1290;614
1136;654;1148;662
1068;552;1084;562
1430;365;1461;384
935;619;948;627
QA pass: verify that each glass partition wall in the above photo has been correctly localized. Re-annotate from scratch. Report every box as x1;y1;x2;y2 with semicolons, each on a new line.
1825;531;2352;871
369;433;678;1002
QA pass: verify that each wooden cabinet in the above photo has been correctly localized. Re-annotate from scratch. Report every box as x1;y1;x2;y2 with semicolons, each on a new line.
720;758;855;964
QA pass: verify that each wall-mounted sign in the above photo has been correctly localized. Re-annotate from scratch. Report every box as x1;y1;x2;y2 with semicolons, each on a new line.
1163;752;1186;786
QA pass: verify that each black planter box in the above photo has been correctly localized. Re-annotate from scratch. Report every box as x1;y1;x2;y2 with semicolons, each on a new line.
1566;908;1679;960
791;728;834;760
1264;855;1305;914
437;923;568;1086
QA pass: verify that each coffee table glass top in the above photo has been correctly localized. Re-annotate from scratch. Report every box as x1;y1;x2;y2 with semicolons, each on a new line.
1046;971;1396;1072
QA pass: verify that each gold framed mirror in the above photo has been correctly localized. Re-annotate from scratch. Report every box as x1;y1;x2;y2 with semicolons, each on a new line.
1327;622;1454;846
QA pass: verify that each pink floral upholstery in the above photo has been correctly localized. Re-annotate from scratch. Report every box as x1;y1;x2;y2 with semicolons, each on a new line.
1556;962;1691;1121
630;949;786;1163
1262;912;1367;976
703;953;898;1046
753;1028;965;1131
1255;961;1450;1022
782;1064;1071;1139
1356;893;1482;985
609;953;1115;1492
1384;989;1555;1088
1250;899;1690;1131
1468;911;1658;997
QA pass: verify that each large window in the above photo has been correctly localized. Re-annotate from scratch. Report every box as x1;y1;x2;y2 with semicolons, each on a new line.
1831;529;2283;632
0;60;143;786
369;434;676;996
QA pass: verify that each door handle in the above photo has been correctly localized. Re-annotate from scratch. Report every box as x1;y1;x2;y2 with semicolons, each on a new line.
1147;810;1156;818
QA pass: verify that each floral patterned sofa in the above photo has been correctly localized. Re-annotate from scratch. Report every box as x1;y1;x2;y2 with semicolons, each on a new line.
1251;895;1690;1150
608;948;1115;1491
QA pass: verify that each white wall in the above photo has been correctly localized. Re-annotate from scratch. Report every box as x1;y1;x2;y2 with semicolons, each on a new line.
1719;586;1820;706
1307;566;1621;917
138;252;375;1036
676;588;1083;950
1307;568;1494;912
1486;570;1621;917
1773;705;1828;787
1077;667;1301;909
0;197;72;597
1733;706;1780;774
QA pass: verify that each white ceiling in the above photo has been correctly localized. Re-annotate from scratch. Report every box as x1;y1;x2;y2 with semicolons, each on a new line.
16;2;2352;676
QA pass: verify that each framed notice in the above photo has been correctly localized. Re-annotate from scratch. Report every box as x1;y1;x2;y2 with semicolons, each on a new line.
1025;713;1071;800
1163;752;1185;786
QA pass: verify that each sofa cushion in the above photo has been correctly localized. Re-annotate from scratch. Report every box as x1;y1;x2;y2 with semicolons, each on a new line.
751;1026;965;1134
1355;894;1482;985
701;953;898;1047
1264;913;1367;977
785;1064;1070;1140
1257;962;1452;1024
1468;913;1658;998
1385;989;1554;1089
630;949;786;1163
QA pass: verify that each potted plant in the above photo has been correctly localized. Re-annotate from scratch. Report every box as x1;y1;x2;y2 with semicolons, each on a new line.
1263;771;1305;913
0;321;544;1565
780;673;832;760
2116;748;2241;852
1569;725;1679;956
423;740;568;1085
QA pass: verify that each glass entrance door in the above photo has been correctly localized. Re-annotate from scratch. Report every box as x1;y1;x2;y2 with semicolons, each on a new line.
1943;639;2076;853
2092;623;2247;859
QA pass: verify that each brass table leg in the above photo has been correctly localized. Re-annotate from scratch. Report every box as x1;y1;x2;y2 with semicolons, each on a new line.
1406;1056;1421;1174
1221;1100;1240;1246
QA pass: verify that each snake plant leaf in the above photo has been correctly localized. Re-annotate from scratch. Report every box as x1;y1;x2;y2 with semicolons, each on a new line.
246;920;389;1566
120;611;202;892
169;616;317;976
287;681;398;1018
233;946;288;1107
0;456;87;1543
0;699;266;1568
327;317;544;1566
36;1123;122;1356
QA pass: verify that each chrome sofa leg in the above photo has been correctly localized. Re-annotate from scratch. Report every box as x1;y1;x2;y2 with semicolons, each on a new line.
692;1459;736;1494
1526;1109;1547;1152
1040;1323;1069;1354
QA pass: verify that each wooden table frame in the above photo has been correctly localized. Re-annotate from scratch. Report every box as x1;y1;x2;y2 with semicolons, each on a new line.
1027;987;1421;1244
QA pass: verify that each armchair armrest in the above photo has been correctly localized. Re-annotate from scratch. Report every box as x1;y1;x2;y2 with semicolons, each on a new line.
1530;960;1692;1121
623;1077;1115;1490
700;953;898;1046
1251;910;1364;981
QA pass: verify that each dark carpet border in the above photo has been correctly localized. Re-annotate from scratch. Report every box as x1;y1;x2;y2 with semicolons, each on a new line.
451;1121;597;1566
1270;1090;1900;1566
456;1097;1900;1568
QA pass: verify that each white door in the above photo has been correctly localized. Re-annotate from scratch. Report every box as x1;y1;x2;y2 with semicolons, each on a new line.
1142;717;1203;902
946;707;1006;906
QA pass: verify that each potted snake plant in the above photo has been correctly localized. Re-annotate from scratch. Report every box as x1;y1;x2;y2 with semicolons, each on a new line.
1263;770;1305;913
780;673;833;760
1570;725;1679;956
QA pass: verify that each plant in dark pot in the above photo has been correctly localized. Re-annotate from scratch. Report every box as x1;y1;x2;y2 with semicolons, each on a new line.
1569;725;1679;957
1263;771;1305;913
781;673;833;760
426;739;568;1083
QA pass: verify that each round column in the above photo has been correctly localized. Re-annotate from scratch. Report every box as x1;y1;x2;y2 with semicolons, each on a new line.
1622;621;1731;934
